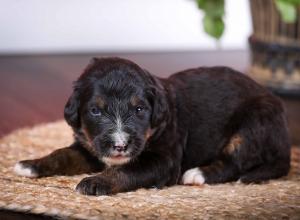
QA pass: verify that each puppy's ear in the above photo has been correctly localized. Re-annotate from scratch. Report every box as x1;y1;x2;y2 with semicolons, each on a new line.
64;89;80;128
89;57;99;65
145;74;169;128
151;86;168;128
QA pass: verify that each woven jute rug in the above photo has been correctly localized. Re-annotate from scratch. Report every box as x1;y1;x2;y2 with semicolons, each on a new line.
0;121;299;220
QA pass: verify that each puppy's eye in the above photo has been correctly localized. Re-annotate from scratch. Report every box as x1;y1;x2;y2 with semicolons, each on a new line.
135;106;144;114
90;106;101;116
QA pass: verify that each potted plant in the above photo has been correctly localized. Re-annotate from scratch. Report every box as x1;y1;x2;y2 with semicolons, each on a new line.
196;0;300;95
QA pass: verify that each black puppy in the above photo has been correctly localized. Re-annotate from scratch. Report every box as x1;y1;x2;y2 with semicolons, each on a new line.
14;57;291;195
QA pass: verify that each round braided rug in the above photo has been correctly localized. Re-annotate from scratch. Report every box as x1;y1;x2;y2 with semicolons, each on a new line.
0;121;299;220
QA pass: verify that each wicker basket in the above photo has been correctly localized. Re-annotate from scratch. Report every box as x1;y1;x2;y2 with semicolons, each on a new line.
248;0;300;96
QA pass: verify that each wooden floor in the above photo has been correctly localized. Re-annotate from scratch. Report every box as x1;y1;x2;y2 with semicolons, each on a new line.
0;50;300;145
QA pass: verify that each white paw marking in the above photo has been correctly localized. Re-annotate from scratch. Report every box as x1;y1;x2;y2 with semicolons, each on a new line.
13;162;37;178
182;168;205;185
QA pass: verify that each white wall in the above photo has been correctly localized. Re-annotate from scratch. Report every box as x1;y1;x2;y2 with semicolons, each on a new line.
0;0;251;54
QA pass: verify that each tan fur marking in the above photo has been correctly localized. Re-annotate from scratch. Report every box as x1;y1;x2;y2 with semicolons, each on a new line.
202;160;224;173
96;97;105;108
82;127;93;145
80;127;99;158
224;134;243;155
130;96;139;106
145;128;152;140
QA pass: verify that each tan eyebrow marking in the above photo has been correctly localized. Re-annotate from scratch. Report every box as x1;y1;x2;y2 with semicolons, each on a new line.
130;96;140;106
96;96;105;108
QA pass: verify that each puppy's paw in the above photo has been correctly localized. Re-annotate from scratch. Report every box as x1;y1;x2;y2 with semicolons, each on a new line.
76;176;113;196
14;160;39;178
182;167;205;185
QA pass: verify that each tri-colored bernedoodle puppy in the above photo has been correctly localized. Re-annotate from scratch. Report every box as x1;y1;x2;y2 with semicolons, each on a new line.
14;57;291;196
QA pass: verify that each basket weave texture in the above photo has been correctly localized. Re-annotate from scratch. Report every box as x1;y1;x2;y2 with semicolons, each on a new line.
248;0;300;92
0;121;299;220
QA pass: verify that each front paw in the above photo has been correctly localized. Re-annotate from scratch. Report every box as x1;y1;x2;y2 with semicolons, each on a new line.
14;160;39;178
76;176;113;196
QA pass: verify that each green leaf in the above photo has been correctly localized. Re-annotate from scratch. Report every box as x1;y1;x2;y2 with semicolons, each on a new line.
284;0;300;5
203;0;225;18
275;0;297;23
196;0;225;39
203;15;224;39
197;0;205;9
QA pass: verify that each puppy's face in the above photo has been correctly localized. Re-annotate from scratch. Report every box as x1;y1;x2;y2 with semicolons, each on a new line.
80;85;152;166
64;58;167;166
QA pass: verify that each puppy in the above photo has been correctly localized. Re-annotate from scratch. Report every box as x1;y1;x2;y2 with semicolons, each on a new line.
14;57;291;195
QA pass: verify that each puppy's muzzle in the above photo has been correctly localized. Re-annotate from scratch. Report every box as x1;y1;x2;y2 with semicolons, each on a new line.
113;144;128;153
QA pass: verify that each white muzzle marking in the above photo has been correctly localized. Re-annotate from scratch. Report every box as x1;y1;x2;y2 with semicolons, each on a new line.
111;116;129;147
102;156;131;166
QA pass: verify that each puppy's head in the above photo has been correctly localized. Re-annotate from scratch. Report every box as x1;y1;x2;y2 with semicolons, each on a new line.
64;57;168;166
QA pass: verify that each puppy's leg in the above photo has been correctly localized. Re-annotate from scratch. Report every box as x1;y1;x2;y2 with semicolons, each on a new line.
233;96;291;183
182;160;239;185
14;142;104;177
76;151;180;195
239;162;290;183
185;96;291;185
182;132;246;185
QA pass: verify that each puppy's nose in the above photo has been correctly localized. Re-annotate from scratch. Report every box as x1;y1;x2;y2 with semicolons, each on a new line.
112;133;129;150
113;144;127;152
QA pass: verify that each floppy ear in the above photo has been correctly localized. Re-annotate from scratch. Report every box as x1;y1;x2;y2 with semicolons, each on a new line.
142;69;169;128
147;78;169;128
151;87;168;128
64;89;80;129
